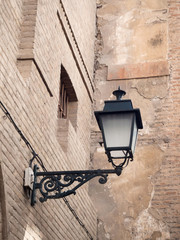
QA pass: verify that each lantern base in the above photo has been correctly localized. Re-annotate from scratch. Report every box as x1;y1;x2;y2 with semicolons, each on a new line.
106;150;133;169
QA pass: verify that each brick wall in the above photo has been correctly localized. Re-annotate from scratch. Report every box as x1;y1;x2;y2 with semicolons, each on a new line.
1;0;97;239
62;0;96;80
0;167;2;240
150;1;180;239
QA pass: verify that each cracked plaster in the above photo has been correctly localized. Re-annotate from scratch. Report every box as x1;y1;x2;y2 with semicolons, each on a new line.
91;0;169;239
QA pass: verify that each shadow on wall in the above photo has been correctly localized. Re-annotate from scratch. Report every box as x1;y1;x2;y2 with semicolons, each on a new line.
0;159;46;240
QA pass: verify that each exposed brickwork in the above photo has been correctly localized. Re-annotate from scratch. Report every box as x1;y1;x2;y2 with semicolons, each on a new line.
1;1;97;240
18;0;37;59
150;1;180;239
62;0;96;80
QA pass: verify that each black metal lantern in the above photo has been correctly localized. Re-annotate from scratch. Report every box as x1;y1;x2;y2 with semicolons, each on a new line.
18;87;143;205
95;87;143;169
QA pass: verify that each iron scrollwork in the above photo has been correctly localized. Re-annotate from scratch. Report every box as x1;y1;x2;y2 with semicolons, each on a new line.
31;165;122;206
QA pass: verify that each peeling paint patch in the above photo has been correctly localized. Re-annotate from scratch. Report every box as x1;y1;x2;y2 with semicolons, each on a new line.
97;219;111;240
132;209;170;240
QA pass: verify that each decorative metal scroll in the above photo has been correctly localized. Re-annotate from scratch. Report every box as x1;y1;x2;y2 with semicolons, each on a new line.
31;165;122;206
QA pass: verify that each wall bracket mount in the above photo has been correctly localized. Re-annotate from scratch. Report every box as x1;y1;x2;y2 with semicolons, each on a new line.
31;164;122;206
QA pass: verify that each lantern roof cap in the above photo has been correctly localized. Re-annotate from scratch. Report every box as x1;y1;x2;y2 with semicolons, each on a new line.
95;100;143;129
103;99;133;112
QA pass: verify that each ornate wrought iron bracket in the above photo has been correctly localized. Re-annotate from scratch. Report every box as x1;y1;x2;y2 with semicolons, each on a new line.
31;165;122;206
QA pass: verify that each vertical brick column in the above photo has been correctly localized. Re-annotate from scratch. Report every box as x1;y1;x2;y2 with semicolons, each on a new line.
17;0;38;78
151;2;180;239
19;0;38;58
167;3;180;238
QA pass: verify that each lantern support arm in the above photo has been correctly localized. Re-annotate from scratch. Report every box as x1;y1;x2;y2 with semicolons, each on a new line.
31;165;122;206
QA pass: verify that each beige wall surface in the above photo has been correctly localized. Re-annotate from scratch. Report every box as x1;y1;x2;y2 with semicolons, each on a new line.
98;0;168;65
91;0;180;240
63;0;96;80
1;0;97;239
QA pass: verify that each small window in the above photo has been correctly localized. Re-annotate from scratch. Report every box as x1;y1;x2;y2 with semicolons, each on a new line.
58;81;68;118
58;65;77;119
57;65;78;152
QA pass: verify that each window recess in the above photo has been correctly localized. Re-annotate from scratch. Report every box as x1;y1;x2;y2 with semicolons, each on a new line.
58;65;77;120
57;65;78;152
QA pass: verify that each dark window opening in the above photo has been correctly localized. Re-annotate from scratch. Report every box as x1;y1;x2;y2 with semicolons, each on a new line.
57;65;78;152
58;65;77;119
59;81;68;118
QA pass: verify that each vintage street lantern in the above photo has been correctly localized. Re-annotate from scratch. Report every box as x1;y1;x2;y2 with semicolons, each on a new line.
20;87;143;205
95;87;143;169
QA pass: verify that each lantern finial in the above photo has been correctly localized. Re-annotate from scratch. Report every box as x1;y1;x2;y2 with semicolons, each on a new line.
113;86;126;100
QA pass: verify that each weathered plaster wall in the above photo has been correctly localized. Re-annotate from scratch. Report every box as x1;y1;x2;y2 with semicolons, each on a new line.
90;0;180;239
90;76;170;240
97;0;168;66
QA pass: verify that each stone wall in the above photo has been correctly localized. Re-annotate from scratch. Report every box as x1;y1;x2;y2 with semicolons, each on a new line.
90;0;180;239
1;0;97;239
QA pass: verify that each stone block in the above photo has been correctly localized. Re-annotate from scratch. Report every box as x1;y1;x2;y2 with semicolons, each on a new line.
108;61;170;80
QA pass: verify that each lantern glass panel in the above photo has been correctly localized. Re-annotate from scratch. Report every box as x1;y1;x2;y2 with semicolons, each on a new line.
101;112;134;149
131;119;138;154
110;150;127;158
